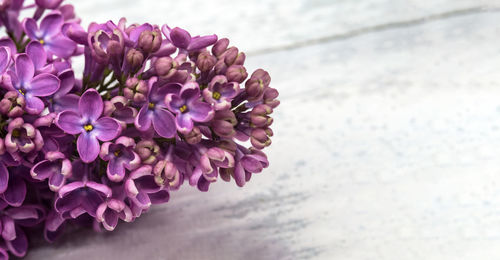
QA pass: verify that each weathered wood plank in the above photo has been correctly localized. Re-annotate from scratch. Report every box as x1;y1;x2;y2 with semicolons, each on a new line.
24;1;500;260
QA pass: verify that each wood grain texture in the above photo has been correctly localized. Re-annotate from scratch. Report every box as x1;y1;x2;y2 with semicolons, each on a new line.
25;0;500;259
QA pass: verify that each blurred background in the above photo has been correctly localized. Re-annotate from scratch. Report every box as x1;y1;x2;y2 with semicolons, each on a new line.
26;0;500;259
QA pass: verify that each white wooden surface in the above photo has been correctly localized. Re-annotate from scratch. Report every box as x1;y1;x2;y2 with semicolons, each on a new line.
24;0;500;259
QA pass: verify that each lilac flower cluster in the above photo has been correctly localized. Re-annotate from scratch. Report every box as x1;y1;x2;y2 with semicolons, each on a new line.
0;0;278;258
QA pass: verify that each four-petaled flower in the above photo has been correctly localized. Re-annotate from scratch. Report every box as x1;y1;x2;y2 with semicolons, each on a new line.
23;11;76;58
100;136;141;182
165;83;214;134
56;89;121;163
202;75;240;111
135;79;177;138
4;54;60;114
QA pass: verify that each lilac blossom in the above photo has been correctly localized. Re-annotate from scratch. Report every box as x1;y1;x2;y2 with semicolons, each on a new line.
165;83;214;133
4;54;60;114
0;3;278;257
99;136;141;182
56;89;121;162
23;12;76;58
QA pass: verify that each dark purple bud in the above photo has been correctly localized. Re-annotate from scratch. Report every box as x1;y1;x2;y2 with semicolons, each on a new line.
212;38;229;57
263;87;280;108
0;91;25;117
245;69;271;102
250;104;273;127
126;49;144;70
138;29;162;53
212;110;237;138
250;128;272;150
154;57;175;78
234;52;246;65
214;60;228;75
225;65;248;83
184;127;202;144
196;51;216;72
223;47;238;65
135;140;160;165
59;4;76;21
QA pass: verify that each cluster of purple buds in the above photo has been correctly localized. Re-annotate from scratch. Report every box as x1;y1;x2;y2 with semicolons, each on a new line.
0;0;278;258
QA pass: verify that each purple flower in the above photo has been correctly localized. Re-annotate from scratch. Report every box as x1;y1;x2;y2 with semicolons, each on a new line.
23;12;76;58
31;151;72;191
4;117;44;154
165;83;214;134
100;136;141;182
189;146;234;191
202;75;240;111
135;79;177;138
1;205;46;257
161;25;217;52
35;0;63;9
124;165;170;209
4;54;60;114
96;199;132;231
87;21;124;64
56;89;121;163
55;181;112;219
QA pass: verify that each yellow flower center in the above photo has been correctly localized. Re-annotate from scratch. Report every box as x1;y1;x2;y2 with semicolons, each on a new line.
39;39;45;45
12;129;20;138
18;89;25;95
179;105;188;113
148;102;155;109
114;150;122;157
84;124;94;132
212;91;221;100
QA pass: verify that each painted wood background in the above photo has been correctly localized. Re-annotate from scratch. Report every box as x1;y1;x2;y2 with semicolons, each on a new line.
24;0;500;259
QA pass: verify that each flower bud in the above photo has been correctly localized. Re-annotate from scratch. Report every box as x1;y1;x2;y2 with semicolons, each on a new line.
213;60;227;75
196;51;216;72
138;29;162;53
184;127;202;144
135;140;160;165
250;128;272;150
0;91;25;117
124;78;149;103
212;38;229;57
250;104;273;127
263;87;280;108
245;69;271;102
223;47;238;65
154;57;175;77
225;65;248;83
212;110;237;138
126;49;144;71
234;52;246;65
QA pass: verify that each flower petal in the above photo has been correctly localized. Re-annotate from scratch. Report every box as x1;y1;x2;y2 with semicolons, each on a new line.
22;18;40;40
107;159;125;182
0;46;11;73
14;54;34;85
169;27;191;49
94;117;121;141
0;163;8;194
56;110;82;134
3;176;26;207
189;101;214;122
24;95;45;115
79;89;103;122
77;133;100;163
152;108;176;138
46;35;76;58
135;105;152;131
5;227;27;257
40;13;63;37
175;113;193;134
26;41;46;70
30;73;60;96
31;160;56;180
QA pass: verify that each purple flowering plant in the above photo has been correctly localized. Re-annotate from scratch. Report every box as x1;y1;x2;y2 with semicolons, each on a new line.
0;0;279;258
